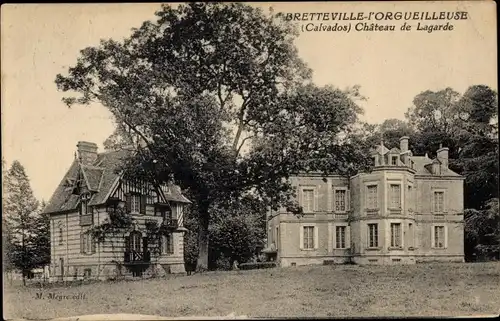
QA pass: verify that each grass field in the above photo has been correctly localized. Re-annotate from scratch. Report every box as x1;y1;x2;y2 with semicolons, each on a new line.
4;262;500;319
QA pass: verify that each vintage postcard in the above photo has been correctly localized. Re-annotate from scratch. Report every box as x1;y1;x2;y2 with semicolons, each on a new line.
2;1;498;320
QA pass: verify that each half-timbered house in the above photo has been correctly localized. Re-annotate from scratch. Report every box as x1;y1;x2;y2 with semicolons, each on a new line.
43;141;190;281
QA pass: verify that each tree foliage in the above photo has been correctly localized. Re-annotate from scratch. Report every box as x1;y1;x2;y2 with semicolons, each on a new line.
55;2;370;270
3;161;47;284
465;198;500;261
183;195;267;271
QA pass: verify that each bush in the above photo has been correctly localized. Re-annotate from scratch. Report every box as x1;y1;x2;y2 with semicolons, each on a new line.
238;262;277;270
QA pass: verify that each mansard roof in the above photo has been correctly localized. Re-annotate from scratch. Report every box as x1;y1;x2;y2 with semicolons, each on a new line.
409;155;461;177
43;148;190;215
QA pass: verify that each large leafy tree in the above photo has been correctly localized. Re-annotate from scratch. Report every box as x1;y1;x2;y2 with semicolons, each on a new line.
55;3;371;270
465;198;500;261
3;161;41;285
183;195;267;271
30;200;51;269
452;85;498;210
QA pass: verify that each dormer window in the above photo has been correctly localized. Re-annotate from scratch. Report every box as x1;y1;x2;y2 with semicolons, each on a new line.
391;156;398;165
80;193;91;216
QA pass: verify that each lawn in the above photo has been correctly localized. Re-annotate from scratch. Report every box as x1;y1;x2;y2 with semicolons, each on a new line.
4;262;500;319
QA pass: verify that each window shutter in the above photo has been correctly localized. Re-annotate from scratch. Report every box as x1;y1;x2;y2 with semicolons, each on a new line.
143;237;148;253
80;234;84;254
299;226;304;250
91;234;96;254
168;234;174;254
368;225;371;247
431;226;435;248
444;225;448;248
346;226;351;249
124;235;130;251
125;193;131;213
79;201;82;216
140;195;147;214
346;190;351;211
314;226;319;249
314;189;319;212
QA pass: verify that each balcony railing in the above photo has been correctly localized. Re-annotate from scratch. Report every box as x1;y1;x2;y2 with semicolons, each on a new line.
388;208;402;215
334;214;348;220
79;214;93;226
365;209;379;216
124;251;151;263
163;218;178;230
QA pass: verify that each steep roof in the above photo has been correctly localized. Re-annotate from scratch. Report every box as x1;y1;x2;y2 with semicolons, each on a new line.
43;148;190;215
409;155;461;177
371;143;389;155
43;159;81;214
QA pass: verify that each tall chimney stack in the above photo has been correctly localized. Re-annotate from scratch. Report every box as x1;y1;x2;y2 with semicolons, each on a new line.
400;136;409;164
77;141;98;165
399;136;409;152
436;143;449;168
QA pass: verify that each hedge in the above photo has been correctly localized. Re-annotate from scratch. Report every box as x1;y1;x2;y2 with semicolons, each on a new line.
238;262;277;270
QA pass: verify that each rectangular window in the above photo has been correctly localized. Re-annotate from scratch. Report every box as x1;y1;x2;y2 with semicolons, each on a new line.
302;189;314;213
59;227;63;245
366;185;378;209
334;189;347;212
389;184;401;209
81;200;88;215
303;226;315;249
162;234;174;254
81;232;95;254
335;226;346;249
368;223;378;248
434;226;445;248
433;191;445;213
391;156;398;165
390;223;402;248
130;194;141;213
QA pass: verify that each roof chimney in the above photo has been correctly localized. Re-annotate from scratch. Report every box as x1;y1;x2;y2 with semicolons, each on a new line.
399;136;409;165
77;141;98;165
399;136;409;152
437;144;449;168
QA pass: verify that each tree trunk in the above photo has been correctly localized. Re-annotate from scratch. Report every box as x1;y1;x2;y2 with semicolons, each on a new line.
196;202;210;272
22;232;26;286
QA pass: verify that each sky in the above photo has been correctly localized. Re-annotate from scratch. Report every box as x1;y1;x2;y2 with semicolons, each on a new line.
1;2;497;202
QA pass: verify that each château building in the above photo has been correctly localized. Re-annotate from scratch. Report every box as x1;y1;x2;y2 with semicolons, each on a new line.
43;141;190;281
266;136;465;266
